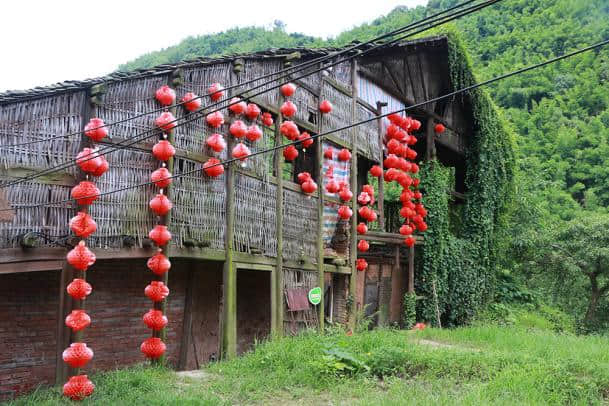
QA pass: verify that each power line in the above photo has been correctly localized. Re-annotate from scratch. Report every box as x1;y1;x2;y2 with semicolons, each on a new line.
0;0;481;149
5;37;608;213
1;0;501;189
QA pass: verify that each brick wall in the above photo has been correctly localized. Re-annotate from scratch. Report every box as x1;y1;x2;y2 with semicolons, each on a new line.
0;270;59;399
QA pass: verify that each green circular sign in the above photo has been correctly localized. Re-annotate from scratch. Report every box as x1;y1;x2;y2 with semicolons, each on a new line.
308;286;322;305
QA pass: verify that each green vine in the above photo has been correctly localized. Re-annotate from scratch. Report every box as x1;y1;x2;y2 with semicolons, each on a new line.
402;292;417;329
414;29;515;326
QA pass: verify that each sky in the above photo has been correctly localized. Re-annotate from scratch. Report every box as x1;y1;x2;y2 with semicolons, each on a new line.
0;0;427;92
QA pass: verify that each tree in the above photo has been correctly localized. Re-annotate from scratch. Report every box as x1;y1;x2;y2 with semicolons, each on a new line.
545;214;609;331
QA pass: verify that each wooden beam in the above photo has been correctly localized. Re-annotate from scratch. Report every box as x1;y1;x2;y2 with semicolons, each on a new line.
54;263;73;385
426;116;437;160
407;245;414;294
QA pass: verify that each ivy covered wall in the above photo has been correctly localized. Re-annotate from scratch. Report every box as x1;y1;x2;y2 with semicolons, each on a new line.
415;30;515;326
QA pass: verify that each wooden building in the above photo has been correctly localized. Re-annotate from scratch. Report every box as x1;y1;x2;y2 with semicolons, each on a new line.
0;35;475;399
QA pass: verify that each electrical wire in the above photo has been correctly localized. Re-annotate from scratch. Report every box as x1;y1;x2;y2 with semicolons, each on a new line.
0;0;481;149
4;37;607;213
1;0;502;189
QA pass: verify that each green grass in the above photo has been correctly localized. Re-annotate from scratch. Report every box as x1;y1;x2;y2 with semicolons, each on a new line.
8;326;609;405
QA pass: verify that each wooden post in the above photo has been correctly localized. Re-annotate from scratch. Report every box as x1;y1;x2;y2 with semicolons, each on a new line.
348;59;359;329
177;266;194;370
376;101;387;231
273;95;284;337
425;117;436;161
316;68;325;331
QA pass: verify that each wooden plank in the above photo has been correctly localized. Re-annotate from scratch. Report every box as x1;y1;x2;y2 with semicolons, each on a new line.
376;101;386;230
408;245;414;294
426;117;437;160
274;93;284;338
0;260;63;274
0;167;76;187
54;263;73;385
234;262;274;272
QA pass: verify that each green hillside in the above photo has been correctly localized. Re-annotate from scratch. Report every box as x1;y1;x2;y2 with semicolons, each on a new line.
118;0;609;332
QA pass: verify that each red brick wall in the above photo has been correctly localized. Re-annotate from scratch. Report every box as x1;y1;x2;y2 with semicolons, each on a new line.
85;258;187;371
0;270;60;399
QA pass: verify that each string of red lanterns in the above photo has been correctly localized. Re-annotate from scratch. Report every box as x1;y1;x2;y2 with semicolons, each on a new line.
62;116;111;400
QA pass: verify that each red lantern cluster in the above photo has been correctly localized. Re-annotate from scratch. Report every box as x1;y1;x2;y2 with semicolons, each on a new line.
383;113;428;249
140;87;179;362
62;113;111;400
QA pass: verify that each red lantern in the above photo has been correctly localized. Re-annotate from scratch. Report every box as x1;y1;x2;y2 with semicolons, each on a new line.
404;236;416;247
149;225;171;246
76;148;103;174
417;222;428;232
62;342;94;368
387;113;402;125
359;206;377;222
400;207;415;219
84;118;108;142
370;165;382;177
357;192;371;206
410;163;420;174
206;133;226;153
338;187;353;202
143;309;168;331
413;178;420;187
280;100;297;117
386;124;399;139
69;212;97;238
155;112;177;132
63;375;95;401
384;154;399;169
280;83;296;97
141;337;166;359
298;132;313;149
246;124;263;142
297;172;312;184
203;158;224;177
65;310;91;332
149;194;172;216
319;100;333;114
357;222;368;234
147;251;171;275
416;204;427;217
387;139;402;155
337;205;352;220
356;258;368;271
261;112;274;127
325;179;340;194
206;111;225;128
229;97;247;115
324;147;333;159
71;181;100;206
406;148;417;160
337;148;351;161
362;184;374;198
357;239;369;252
208;83;225;102
301;179;318;195
90;155;109;177
145;281;170;302
399;224;414;235
413;191;422;200
155;85;176;106
67;241;96;271
67;278;92;300
229;120;246;138
434;123;445;134
413;322;426;330
411;119;422;131
150;167;172;188
283;145;299;161
232;142;251;161
152;140;176;161
181;92;201;112
245;103;261;120
280;121;299;140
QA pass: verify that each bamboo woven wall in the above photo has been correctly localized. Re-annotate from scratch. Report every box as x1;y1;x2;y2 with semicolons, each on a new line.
0;92;85;247
321;81;352;147
282;189;318;264
234;172;276;257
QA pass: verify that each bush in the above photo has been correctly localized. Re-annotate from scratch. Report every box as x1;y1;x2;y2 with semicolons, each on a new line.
366;346;409;378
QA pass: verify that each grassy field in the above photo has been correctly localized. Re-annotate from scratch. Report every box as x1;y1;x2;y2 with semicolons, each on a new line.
8;325;609;405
